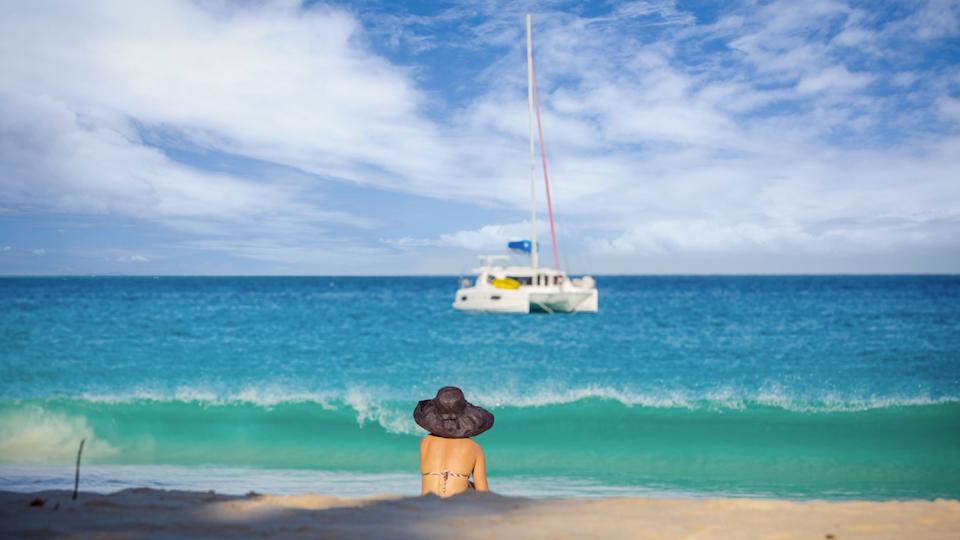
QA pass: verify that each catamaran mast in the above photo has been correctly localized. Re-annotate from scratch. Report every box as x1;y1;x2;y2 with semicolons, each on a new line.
526;13;538;275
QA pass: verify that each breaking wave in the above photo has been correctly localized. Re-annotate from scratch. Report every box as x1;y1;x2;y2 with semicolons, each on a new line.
2;391;958;499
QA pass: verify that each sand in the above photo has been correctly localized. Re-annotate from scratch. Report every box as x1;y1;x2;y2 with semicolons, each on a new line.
2;488;958;540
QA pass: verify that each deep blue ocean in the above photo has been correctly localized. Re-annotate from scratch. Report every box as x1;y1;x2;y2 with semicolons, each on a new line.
1;276;958;499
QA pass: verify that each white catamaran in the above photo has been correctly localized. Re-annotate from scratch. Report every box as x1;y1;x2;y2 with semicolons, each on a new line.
453;14;599;314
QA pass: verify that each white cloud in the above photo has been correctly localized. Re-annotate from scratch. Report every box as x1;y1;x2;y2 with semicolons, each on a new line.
182;237;391;270
940;97;960;122
384;221;537;252
437;222;535;251
32;249;46;256
901;0;960;40
0;1;431;238
891;71;918;87
589;210;955;257
796;66;873;94
590;220;806;255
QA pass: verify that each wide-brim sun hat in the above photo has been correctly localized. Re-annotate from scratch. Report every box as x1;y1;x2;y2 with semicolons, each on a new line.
413;386;494;438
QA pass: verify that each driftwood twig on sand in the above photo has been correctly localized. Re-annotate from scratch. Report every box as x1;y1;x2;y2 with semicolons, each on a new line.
72;438;85;501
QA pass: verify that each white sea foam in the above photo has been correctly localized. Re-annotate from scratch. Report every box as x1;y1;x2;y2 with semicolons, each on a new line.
3;385;958;448
470;383;960;413
343;387;420;435
76;384;423;435
0;405;117;463
50;383;960;412
470;384;693;409
30;381;960;439
0;464;422;498
78;384;341;408
0;464;710;499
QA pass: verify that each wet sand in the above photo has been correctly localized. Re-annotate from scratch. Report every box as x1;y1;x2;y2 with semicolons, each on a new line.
2;488;958;539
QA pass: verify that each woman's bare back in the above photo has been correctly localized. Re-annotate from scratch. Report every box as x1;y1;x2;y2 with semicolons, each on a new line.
419;435;488;497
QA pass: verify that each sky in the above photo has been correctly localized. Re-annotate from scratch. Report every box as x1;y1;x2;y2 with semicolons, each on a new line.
1;0;958;275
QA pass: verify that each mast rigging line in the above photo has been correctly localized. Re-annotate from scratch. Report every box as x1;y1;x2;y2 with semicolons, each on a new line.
531;46;561;273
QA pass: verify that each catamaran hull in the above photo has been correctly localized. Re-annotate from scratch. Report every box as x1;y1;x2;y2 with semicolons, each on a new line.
453;287;598;314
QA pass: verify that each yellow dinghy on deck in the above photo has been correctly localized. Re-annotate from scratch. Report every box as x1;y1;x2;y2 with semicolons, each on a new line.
491;277;521;290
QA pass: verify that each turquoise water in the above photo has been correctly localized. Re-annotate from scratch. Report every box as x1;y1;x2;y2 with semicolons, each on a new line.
1;276;958;499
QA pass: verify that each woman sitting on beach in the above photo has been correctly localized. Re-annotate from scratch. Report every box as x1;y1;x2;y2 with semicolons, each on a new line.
413;386;494;498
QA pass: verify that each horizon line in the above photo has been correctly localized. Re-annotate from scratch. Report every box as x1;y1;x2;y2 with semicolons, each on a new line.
0;272;958;278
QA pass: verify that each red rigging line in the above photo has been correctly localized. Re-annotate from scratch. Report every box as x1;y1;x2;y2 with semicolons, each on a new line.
531;59;561;273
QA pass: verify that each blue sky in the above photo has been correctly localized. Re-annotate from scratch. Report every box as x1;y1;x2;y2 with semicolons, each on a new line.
1;0;958;275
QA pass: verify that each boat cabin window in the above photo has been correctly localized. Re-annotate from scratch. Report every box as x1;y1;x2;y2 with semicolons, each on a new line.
507;276;532;285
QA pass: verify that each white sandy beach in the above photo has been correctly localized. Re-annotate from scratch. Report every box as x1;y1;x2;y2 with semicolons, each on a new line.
2;488;958;540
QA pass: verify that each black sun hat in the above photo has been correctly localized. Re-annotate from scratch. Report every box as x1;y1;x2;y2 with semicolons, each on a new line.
413;386;494;438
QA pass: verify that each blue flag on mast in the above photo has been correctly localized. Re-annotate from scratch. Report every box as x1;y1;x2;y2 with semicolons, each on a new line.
508;240;537;254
